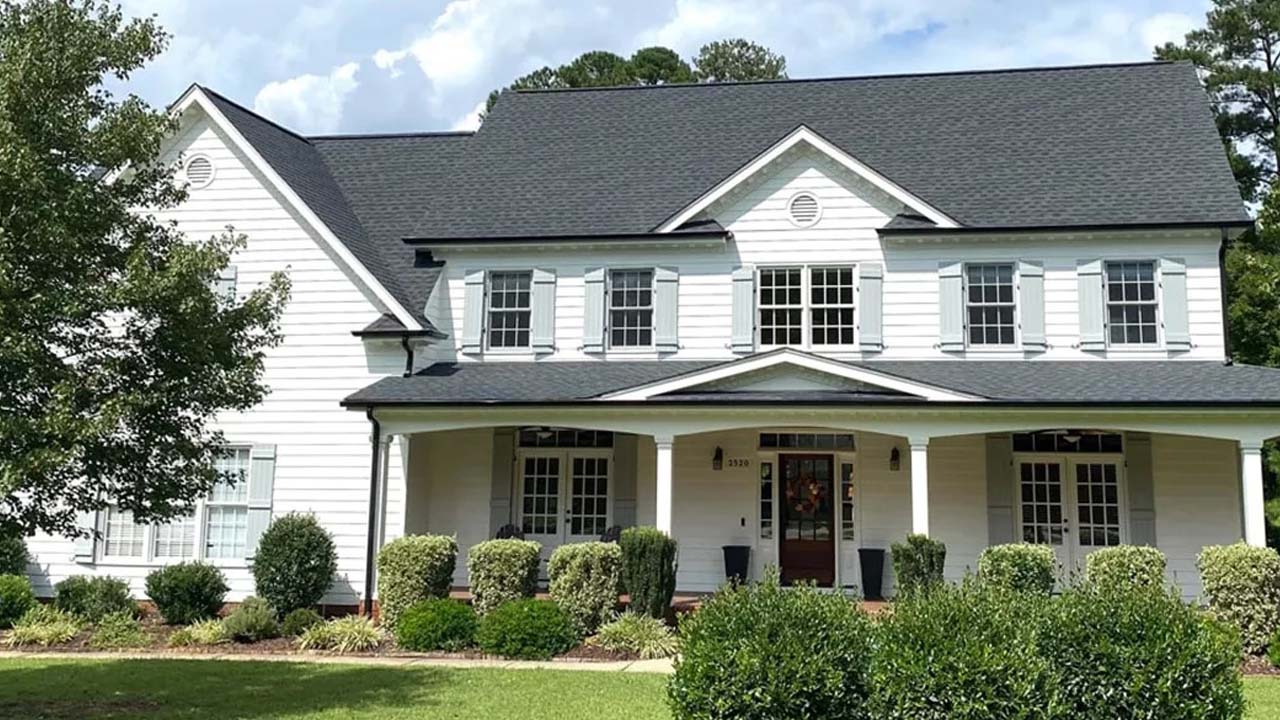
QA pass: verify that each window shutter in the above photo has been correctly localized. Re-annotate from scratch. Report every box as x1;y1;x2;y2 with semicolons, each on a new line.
938;261;964;351
1077;259;1105;350
531;268;556;353
654;267;679;352
731;266;756;353
582;268;605;353
1160;257;1190;350
461;269;486;354
859;262;884;352
1018;260;1046;351
488;428;515;537
73;510;98;563
613;434;638;528
245;444;276;558
1125;433;1156;546
985;435;1015;545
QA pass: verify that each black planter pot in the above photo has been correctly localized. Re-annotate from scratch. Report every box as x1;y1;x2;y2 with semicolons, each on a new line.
858;548;886;601
723;545;751;584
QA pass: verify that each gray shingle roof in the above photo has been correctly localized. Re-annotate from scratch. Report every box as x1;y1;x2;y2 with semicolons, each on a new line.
342;359;1280;406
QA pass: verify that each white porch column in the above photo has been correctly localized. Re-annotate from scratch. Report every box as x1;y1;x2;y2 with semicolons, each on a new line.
1241;441;1267;547
909;437;930;536
655;435;674;535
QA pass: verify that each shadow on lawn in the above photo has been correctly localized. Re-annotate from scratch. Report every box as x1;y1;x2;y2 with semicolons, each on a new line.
0;658;450;719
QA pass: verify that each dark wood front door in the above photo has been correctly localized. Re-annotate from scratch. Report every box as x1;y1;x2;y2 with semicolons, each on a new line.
779;454;835;586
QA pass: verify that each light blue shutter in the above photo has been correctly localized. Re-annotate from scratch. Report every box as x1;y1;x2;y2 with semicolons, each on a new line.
531;268;556;353
859;262;883;352
985;435;1014;545
1126;433;1157;546
1077;259;1105;350
1018;260;1046;351
245;444;276;558
73;509;97;563
461;269;486;354
654;267;679;352
1160;258;1190;350
938;261;964;351
731;266;755;353
583;268;605;353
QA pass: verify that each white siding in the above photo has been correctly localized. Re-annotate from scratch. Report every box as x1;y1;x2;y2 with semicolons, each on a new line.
405;430;495;587
1152;435;1241;598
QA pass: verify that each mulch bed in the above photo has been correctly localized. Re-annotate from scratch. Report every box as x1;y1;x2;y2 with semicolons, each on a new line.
1242;656;1280;676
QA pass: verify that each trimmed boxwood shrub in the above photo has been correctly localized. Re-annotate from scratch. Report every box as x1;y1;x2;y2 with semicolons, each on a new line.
144;562;228;625
891;534;946;596
0;533;29;576
619;527;677;619
1086;545;1167;591
54;575;136;622
475;598;576;660
282;608;324;637
395;598;477;652
977;543;1056;594
376;534;457;630
252;513;338;615
468;539;540;616
548;541;622;635
670;574;874;720
222;597;281;643
0;574;37;629
1198;542;1280;654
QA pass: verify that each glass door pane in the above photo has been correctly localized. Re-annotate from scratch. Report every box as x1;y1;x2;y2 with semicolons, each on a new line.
1073;461;1122;549
566;455;609;541
1019;461;1064;546
520;455;561;543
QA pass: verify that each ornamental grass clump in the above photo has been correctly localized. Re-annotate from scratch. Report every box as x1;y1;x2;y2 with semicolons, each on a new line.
468;539;540;616
221;597;281;643
251;513;338;615
297;615;384;653
977;543;1056;594
548;541;622;635
376;534;457;630
4;606;81;647
1198;542;1280;654
88;611;148;649
619;527;677;619
1085;545;1167;591
589;612;677;659
168;618;229;647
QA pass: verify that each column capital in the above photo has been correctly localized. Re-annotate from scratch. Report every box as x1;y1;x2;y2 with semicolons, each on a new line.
1239;440;1265;453
907;436;931;449
653;434;675;447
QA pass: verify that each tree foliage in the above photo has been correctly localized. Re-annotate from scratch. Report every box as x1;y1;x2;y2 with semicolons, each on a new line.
692;38;788;83
0;0;289;537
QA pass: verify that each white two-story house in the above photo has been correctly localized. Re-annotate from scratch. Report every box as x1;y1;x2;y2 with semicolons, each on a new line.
25;60;1280;609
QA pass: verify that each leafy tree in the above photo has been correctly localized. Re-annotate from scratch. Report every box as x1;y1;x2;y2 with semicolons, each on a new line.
629;46;693;85
557;50;633;88
0;1;289;538
692;38;788;83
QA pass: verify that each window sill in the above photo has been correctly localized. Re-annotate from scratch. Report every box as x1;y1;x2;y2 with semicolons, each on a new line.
91;557;249;570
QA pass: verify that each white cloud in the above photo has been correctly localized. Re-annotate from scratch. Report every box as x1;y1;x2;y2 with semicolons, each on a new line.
253;62;360;134
451;99;487;131
1139;12;1198;51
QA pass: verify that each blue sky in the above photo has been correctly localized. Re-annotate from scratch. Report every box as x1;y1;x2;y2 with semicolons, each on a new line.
118;0;1214;135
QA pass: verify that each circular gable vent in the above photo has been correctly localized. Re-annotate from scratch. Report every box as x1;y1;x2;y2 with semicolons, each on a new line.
787;192;821;227
184;155;215;189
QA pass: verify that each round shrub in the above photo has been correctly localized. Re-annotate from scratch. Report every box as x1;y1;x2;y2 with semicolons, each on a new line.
222;597;281;643
54;575;136;622
871;579;1052;719
1086;545;1167;591
251;513;338;615
144;562;228;625
977;543;1056;594
1198;542;1280;654
475;598;576;660
468;539;540;616
619;527;677;619
376;534;457;630
548;541;622;635
395;598;477;652
890;533;946;597
0;533;29;576
1041;583;1244;719
670;575;874;720
0;574;37;629
282;608;324;637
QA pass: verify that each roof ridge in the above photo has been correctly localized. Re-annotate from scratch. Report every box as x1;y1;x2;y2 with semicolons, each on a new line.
514;59;1179;95
309;130;474;141
196;84;313;145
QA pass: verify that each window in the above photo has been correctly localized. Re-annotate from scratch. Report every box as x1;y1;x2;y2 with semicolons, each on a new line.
810;267;856;345
103;506;145;558
1075;462;1121;547
1013;431;1123;454
205;447;250;559
840;462;855;541
760;462;773;540
965;263;1015;346
517;428;614;448
214;266;237;306
758;266;855;347
608;269;654;348
153;514;196;559
758;267;803;345
486;271;532;349
759;432;855;450
1105;261;1158;345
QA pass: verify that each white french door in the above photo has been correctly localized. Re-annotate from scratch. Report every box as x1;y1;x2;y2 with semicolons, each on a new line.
1014;455;1125;573
517;449;612;555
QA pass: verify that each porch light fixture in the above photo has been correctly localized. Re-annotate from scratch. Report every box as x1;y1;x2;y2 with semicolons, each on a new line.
713;446;724;471
889;447;901;471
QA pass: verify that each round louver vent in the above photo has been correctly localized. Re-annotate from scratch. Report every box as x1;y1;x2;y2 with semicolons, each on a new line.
184;155;215;188
787;192;821;227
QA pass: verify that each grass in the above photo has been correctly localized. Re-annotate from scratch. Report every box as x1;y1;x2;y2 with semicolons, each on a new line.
0;657;1275;719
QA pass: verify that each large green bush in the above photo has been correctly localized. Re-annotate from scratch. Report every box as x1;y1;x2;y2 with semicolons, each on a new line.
475;598;576;660
890;534;946;597
1198;542;1280;654
871;580;1051;719
54;575;136;622
222;597;281;643
468;539;540;616
395;598;477;652
670;574;874;720
619;527;677;619
1086;545;1167;591
376;534;457;630
977;543;1056;594
251;513;338;615
548;541;622;635
0;533;29;576
1041;583;1243;719
144;562;228;625
0;574;36;628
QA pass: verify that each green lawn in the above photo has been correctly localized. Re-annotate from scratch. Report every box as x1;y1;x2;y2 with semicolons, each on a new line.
0;657;1276;719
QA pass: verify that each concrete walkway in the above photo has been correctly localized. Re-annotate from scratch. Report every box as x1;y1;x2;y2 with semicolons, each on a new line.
2;649;676;674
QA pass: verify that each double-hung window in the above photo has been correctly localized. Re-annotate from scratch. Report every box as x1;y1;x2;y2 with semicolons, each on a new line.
1105;261;1158;345
965;263;1016;346
810;267;856;345
608;269;654;348
486;271;532;349
758;266;856;347
205;447;250;558
102;505;146;558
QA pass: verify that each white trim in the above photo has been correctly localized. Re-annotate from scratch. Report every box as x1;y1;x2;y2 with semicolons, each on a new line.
169;86;422;330
601;348;983;402
786;190;822;228
182;153;216;189
655;125;959;233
